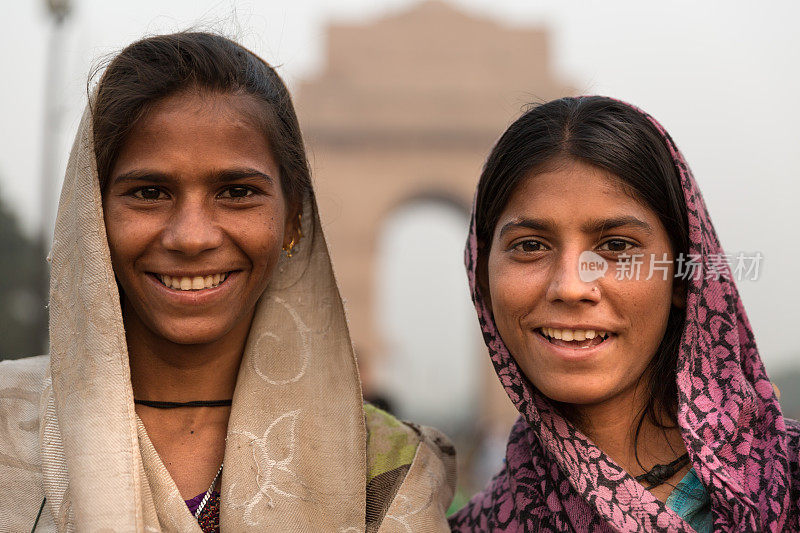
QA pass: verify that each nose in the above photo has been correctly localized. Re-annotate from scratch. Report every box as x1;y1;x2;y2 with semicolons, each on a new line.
161;198;224;256
545;249;601;304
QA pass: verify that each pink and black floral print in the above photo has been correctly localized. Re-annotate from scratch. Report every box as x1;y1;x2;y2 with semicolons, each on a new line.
449;98;800;532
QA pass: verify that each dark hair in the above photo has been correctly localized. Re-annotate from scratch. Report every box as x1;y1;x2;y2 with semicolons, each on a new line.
475;96;688;449
91;31;311;210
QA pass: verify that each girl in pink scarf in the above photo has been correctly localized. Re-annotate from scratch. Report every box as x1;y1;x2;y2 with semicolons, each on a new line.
449;96;799;532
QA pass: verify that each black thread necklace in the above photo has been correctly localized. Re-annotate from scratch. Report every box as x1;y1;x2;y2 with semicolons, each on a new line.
134;399;232;409
635;452;690;490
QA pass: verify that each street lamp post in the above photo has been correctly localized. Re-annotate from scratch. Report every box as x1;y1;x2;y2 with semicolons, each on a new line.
40;0;71;244
37;0;72;352
46;0;71;22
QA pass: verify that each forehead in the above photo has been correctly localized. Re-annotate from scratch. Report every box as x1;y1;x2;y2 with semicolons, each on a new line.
131;90;266;141
498;160;654;226
110;90;276;178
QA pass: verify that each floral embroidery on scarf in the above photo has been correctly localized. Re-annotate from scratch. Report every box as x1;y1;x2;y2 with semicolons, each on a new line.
226;410;314;525
250;297;311;385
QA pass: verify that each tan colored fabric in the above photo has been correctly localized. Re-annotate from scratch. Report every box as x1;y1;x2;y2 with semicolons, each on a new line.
377;439;455;533
0;355;51;532
363;405;456;533
0;97;455;531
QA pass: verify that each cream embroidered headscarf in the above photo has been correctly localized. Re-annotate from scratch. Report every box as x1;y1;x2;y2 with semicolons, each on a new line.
0;87;454;531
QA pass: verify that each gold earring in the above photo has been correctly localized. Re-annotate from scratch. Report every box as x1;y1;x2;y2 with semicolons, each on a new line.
282;213;303;258
283;237;297;258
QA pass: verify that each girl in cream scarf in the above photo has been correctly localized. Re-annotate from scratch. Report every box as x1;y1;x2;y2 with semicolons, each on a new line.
0;32;454;532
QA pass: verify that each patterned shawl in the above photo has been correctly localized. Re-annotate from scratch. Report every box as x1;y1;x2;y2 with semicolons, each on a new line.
449;98;800;532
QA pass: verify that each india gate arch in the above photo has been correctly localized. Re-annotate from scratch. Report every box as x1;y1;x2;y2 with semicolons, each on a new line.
372;190;478;430
295;0;575;456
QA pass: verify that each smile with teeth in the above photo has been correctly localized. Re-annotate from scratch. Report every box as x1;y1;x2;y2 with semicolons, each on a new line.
156;272;230;291
538;327;612;349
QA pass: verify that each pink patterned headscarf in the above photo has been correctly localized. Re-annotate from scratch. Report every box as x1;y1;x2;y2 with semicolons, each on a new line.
449;97;800;532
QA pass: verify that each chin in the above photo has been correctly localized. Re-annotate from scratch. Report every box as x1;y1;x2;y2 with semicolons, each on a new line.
543;390;610;406
536;374;618;407
161;332;226;346
147;316;237;346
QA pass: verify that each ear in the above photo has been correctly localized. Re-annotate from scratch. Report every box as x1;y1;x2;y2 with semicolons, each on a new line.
282;201;302;250
671;278;686;309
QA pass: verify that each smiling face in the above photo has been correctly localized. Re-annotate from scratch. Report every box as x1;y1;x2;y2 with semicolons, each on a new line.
486;159;681;407
103;90;295;346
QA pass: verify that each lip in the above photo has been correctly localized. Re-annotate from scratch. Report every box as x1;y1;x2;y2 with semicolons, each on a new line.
537;323;617;333
147;270;236;278
534;328;616;361
145;270;240;305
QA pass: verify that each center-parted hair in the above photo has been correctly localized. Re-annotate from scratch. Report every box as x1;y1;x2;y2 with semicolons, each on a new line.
475;95;689;438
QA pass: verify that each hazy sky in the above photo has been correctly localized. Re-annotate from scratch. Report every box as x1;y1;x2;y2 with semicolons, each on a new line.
1;0;799;371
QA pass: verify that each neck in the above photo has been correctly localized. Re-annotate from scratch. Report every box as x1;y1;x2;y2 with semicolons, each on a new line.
125;306;251;403
571;382;685;482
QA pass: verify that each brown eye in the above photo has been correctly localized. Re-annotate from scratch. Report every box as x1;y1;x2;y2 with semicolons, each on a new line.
220;186;253;199
599;239;632;252
134;187;163;200
513;240;545;253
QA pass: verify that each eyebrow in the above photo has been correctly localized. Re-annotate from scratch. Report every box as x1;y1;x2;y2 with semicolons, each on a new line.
498;215;653;238
583;215;653;235
498;217;556;238
111;168;275;186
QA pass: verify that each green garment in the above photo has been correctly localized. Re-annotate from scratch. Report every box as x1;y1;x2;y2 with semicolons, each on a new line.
666;468;712;533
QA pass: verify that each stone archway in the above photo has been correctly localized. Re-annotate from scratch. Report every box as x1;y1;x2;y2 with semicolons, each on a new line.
295;0;574;441
372;193;475;432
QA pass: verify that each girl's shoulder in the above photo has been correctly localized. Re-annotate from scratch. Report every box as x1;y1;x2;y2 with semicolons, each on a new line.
0;354;50;459
0;353;49;379
787;417;800;437
786;418;800;531
363;403;456;532
787;417;800;467
0;355;49;531
0;354;49;429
